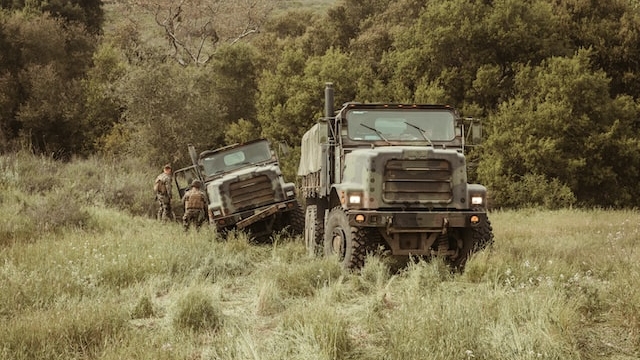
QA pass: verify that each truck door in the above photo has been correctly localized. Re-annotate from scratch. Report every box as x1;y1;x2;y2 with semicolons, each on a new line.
173;165;201;199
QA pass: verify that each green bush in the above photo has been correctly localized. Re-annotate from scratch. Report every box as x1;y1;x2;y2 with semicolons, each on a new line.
172;289;223;332
489;173;576;209
131;295;156;319
0;301;127;359
25;191;93;233
62;155;158;217
278;301;353;360
269;258;344;297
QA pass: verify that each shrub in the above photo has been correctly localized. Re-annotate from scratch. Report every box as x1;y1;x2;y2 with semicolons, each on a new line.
256;280;285;316
172;289;223;332
489;173;576;209
268;258;344;297
0;301;127;359
278;301;352;360
25;191;93;233
131;295;156;319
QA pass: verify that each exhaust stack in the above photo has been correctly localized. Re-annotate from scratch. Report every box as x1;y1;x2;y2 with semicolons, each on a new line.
324;82;334;119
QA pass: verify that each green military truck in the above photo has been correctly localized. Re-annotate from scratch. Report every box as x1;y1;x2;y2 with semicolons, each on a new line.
298;83;493;269
174;139;304;241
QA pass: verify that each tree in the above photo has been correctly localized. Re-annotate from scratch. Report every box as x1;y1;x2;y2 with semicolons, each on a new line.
477;49;640;208
257;47;368;147
553;0;640;99
137;0;282;66
82;42;128;153
0;12;21;151
255;46;370;180
1;0;104;34
107;62;229;165
0;12;96;158
208;43;260;131
380;0;569;112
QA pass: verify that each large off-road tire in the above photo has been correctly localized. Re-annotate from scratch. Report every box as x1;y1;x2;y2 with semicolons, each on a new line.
304;204;324;257
474;217;494;252
324;206;367;270
452;217;494;270
288;204;305;237
273;205;304;239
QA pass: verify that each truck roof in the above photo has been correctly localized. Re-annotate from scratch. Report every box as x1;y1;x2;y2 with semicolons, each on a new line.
339;102;457;112
199;138;270;158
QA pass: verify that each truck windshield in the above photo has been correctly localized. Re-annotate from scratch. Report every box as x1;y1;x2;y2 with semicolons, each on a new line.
346;109;455;142
201;141;272;177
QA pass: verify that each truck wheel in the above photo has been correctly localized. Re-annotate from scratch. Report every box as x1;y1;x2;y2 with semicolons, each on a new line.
474;218;494;252
289;204;305;236
324;207;366;270
305;204;324;257
452;218;494;270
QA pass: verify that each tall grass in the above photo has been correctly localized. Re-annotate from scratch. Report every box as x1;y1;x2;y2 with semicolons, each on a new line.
1;153;639;359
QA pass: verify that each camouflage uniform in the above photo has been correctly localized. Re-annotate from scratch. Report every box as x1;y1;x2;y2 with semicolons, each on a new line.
155;165;174;221
182;180;208;231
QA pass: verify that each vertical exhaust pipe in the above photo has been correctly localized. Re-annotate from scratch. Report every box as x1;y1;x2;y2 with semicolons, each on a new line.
324;82;334;120
324;82;336;187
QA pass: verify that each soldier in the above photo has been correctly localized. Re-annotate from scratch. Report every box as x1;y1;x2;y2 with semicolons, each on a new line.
182;179;208;231
154;164;174;221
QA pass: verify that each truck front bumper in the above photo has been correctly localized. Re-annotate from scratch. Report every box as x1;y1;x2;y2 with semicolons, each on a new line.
347;210;488;233
347;210;489;256
211;199;299;230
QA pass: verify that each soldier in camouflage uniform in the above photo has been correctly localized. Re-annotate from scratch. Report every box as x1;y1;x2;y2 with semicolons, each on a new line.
154;164;174;221
181;179;208;231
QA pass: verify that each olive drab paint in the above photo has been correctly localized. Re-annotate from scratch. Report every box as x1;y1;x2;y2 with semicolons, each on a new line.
298;83;494;270
173;139;304;241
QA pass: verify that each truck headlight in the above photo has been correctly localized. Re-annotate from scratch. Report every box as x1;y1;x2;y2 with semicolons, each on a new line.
471;196;484;205
348;194;362;205
286;190;295;197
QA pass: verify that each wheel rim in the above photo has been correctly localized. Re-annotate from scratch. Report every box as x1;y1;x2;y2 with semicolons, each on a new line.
330;227;346;260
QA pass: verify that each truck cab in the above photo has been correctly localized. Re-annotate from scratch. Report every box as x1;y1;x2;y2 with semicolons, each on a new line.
175;139;303;241
298;84;493;269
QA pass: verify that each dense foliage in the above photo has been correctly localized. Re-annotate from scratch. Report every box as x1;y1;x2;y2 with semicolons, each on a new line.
2;0;640;208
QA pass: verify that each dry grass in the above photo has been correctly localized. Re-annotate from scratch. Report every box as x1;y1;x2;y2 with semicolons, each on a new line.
1;154;640;359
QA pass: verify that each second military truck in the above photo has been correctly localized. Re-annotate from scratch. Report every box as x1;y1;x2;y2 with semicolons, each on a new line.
175;139;304;241
298;83;494;269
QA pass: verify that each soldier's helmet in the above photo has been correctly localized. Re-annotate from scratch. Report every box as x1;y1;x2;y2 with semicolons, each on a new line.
191;179;202;188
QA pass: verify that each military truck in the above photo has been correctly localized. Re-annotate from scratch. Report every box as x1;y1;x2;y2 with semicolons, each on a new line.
174;139;304;241
298;83;493;269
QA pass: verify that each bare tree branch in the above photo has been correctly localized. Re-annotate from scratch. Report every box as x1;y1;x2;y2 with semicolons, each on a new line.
135;0;281;66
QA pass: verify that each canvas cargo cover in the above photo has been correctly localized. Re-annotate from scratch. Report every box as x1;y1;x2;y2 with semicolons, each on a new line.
297;122;327;176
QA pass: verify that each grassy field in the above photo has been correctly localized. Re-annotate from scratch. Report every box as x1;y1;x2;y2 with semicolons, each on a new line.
1;153;639;359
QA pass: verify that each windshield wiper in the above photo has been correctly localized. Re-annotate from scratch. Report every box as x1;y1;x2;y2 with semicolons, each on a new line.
404;121;434;146
360;123;391;144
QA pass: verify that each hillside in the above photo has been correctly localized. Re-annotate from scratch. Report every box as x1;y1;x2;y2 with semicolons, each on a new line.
0;154;639;359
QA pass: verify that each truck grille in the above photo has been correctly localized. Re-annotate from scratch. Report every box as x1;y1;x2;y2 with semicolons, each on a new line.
229;175;276;210
383;159;452;203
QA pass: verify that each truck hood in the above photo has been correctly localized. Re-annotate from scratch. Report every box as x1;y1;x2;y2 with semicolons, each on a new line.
206;163;295;213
